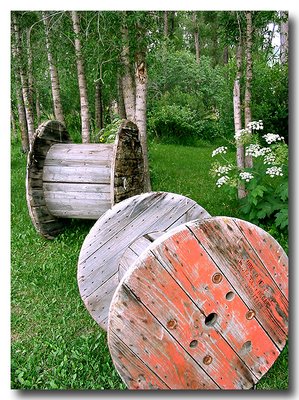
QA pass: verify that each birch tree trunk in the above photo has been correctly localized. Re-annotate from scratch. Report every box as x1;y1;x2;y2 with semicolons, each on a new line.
280;11;288;64
117;73;126;119
27;27;35;119
35;88;41;125
163;11;168;38
120;17;135;121
95;80;104;131
135;53;151;191
12;13;35;147
192;12;200;64
71;10;90;143
15;83;29;152
12;25;29;152
234;39;246;199
42;11;65;126
244;11;253;168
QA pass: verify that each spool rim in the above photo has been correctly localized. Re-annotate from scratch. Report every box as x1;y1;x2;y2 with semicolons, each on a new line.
26;120;71;239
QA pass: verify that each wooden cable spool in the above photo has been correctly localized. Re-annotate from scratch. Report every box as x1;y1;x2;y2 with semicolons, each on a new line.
77;192;211;330
107;216;288;390
26;119;144;239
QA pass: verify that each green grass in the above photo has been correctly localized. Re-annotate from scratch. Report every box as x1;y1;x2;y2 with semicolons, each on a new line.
11;141;288;390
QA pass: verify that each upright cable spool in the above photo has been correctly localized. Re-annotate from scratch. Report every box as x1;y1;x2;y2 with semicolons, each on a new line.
77;192;211;330
108;217;288;389
26;119;144;239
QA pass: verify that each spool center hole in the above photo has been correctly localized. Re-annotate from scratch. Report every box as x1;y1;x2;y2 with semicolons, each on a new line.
205;312;218;326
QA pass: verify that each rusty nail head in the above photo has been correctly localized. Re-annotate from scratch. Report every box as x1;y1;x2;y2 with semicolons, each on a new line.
212;272;223;284
167;319;177;329
246;310;256;320
203;355;213;365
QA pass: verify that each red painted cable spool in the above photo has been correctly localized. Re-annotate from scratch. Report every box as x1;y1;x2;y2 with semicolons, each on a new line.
108;216;288;390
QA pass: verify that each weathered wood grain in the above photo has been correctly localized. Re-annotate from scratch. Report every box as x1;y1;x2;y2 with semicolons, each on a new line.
45;143;113;162
109;331;170;389
77;192;211;330
108;285;219;390
188;217;288;350
26;120;71;239
43;182;111;194
43;164;111;184
111;120;144;204
108;217;288;390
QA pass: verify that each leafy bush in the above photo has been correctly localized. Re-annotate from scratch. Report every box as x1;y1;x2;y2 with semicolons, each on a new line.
252;60;288;142
148;104;200;145
210;121;288;233
97;117;122;143
147;48;228;144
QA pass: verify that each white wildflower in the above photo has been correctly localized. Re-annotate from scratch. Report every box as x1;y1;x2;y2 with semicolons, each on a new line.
216;176;229;187
239;172;254;182
215;164;233;176
212;146;228;157
266;166;283;177
234;128;250;142
245;144;271;158
247;120;264;131
263;153;276;165
245;144;261;157
258;147;272;156
263;133;284;144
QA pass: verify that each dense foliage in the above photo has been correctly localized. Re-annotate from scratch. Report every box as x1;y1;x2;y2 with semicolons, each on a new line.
11;10;289;390
11;11;288;144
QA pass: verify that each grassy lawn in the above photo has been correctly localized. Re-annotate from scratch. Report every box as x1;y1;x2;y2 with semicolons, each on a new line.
10;141;288;390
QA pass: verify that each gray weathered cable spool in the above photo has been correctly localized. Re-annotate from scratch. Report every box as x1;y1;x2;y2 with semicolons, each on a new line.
26;119;144;239
77;191;211;330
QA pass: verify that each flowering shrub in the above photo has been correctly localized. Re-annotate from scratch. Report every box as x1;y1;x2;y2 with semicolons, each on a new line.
210;121;288;232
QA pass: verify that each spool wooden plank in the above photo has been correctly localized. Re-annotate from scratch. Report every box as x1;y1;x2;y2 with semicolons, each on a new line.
45;143;113;162
77;192;211;330
43;182;111;194
43;165;111;184
108;217;288;390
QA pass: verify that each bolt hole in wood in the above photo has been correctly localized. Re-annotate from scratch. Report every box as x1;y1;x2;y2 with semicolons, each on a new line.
189;340;198;348
225;291;235;301
240;340;252;356
205;312;218;326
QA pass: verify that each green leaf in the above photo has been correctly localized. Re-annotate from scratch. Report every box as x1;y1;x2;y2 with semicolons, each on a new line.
275;209;289;229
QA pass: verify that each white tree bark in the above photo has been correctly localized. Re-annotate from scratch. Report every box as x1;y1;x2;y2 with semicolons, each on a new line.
244;11;253;168
135;56;151;191
12;28;29;152
280;11;288;64
12;13;35;148
120;20;135;121
71;11;90;143
15;83;29;152
234;39;246;199
192;12;200;64
42;12;65;126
